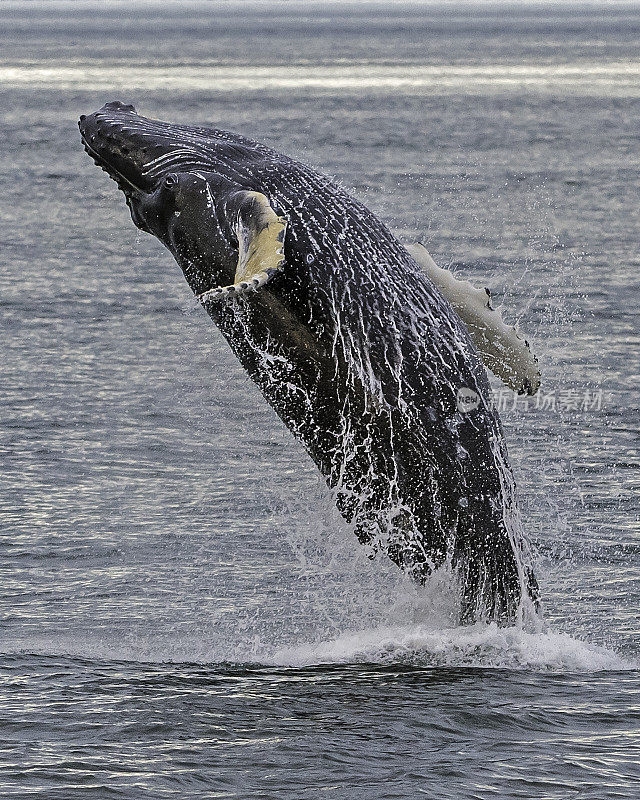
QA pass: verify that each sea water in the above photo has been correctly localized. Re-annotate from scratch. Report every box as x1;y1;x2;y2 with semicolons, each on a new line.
0;2;638;798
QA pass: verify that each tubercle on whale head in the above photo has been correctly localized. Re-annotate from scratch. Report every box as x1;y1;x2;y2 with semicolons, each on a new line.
78;102;157;197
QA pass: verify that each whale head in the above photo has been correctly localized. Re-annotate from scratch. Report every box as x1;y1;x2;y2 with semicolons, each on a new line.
79;103;287;297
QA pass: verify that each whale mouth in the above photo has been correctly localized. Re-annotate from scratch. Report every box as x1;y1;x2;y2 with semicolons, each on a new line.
79;129;152;233
79;133;146;197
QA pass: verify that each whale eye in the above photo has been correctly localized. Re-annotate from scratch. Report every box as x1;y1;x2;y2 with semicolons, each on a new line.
163;173;178;188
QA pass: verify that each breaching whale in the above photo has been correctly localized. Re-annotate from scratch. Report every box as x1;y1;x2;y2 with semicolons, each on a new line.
79;102;541;624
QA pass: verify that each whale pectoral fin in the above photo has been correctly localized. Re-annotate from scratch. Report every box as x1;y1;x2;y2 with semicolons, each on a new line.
406;242;541;396
233;191;287;283
198;191;287;302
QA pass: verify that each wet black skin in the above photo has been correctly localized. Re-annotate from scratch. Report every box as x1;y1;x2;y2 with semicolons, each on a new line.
79;102;539;624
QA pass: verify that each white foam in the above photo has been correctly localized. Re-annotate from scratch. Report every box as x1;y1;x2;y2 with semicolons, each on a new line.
268;622;633;672
5;620;634;673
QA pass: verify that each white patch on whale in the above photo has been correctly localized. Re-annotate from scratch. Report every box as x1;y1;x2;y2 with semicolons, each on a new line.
406;242;541;396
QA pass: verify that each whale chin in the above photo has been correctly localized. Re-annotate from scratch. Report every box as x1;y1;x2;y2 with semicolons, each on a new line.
124;196;151;233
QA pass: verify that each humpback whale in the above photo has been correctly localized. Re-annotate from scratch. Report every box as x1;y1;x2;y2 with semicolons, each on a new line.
79;102;541;624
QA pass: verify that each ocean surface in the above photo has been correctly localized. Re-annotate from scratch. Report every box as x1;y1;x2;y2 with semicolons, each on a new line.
1;2;639;797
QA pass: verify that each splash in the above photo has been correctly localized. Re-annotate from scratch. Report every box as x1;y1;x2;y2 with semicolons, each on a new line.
268;623;632;672
7;620;632;674
221;200;540;626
